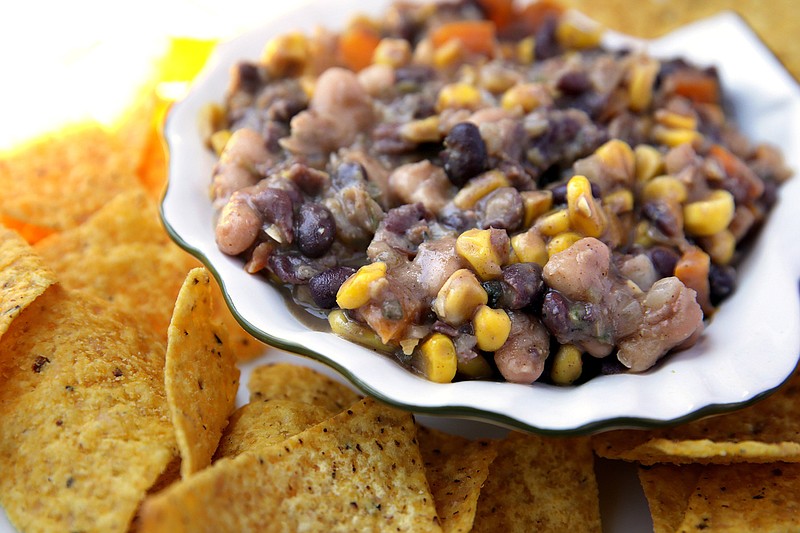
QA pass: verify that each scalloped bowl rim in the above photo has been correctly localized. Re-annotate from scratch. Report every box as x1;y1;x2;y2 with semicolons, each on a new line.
161;1;800;435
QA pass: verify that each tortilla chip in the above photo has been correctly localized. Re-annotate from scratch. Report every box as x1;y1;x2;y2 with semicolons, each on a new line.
417;426;497;533
0;285;176;532
214;399;330;460
139;398;442;532
0;122;141;232
209;281;268;362
0;227;56;338
166;268;239;477
248;363;361;413
472;432;601;532
640;462;800;532
593;367;800;465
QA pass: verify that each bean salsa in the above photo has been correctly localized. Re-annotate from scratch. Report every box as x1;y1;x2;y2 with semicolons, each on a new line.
204;0;791;385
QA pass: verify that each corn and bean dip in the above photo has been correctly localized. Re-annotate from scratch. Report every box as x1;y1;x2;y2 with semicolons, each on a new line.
206;0;791;385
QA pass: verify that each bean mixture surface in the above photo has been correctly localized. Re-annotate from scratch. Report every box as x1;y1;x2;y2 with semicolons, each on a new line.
205;0;791;385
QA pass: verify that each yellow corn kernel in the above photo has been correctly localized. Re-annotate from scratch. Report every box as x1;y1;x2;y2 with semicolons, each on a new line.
683;190;735;237
550;344;583;385
567;175;606;238
655;109;698;130
634;221;654;247
510;230;548;266
456;229;509;281
547;231;583;257
634;144;664;182
627;57;659;112
328;309;393;353
473;305;511;352
433;38;465;69
516;36;536;64
199;103;225;147
298;75;316;99
372;37;412;68
261;31;309;78
436;82;481;111
457;353;493;379
652;125;703;148
335;262;387;309
641;175;688;204
699;229;736;265
210;130;232;156
595;139;635;181
556;13;603;50
500;83;546;113
433;268;488;326
399;115;442;143
521;190;554;228
603;189;634;215
534;208;571;237
416;333;458;383
453;170;510;209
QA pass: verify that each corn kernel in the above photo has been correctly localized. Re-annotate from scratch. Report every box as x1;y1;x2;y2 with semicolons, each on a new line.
416;333;458;383
641;175;688;204
261;31;309;78
372;37;412;68
595;139;635;182
521;190;554;228
336;262;387;309
603;189;634;214
328;309;392;353
516;36;536;64
299;75;316;99
634;144;664;182
433;268;488;326
655;109;698;130
567;175;606;237
433;38;464;69
684;190;735;236
453;170;510;209
399;116;442;143
550;344;583;385
627;57;659;112
199;103;226;147
510;230;548;266
456;229;510;280
652;125;703;148
473;305;512;352
634;221;654;247
534;208;571;237
436;82;481;111
699;229;736;265
210;130;232;156
556;12;603;49
500;83;546;113
547;231;583;257
457;353;493;379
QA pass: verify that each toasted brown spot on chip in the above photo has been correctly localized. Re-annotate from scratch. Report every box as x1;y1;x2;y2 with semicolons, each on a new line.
165;268;239;478
247;363;361;414
139;398;442;532
472;432;601;532
0;285;176;532
0;226;56;339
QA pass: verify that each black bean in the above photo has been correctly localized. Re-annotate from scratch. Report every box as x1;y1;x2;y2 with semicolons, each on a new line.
443;122;488;186
541;290;571;337
395;65;436;85
557;71;591;96
477;187;524;231
648;246;680;278
269;254;309;285
235;62;262;94
482;280;504;308
500;263;544;310
709;264;736;306
642;201;681;237
332;161;367;190
308;266;356;308
295;203;336;258
251;188;295;243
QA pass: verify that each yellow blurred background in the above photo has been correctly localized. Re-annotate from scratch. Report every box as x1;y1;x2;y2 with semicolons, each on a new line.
0;0;797;149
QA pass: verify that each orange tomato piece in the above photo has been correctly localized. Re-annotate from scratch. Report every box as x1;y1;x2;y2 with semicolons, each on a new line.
339;27;381;72
430;20;496;56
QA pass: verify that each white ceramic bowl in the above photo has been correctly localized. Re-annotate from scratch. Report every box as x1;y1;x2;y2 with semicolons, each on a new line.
161;0;800;434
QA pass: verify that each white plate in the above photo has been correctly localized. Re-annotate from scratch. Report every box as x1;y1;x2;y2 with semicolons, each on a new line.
161;0;800;436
